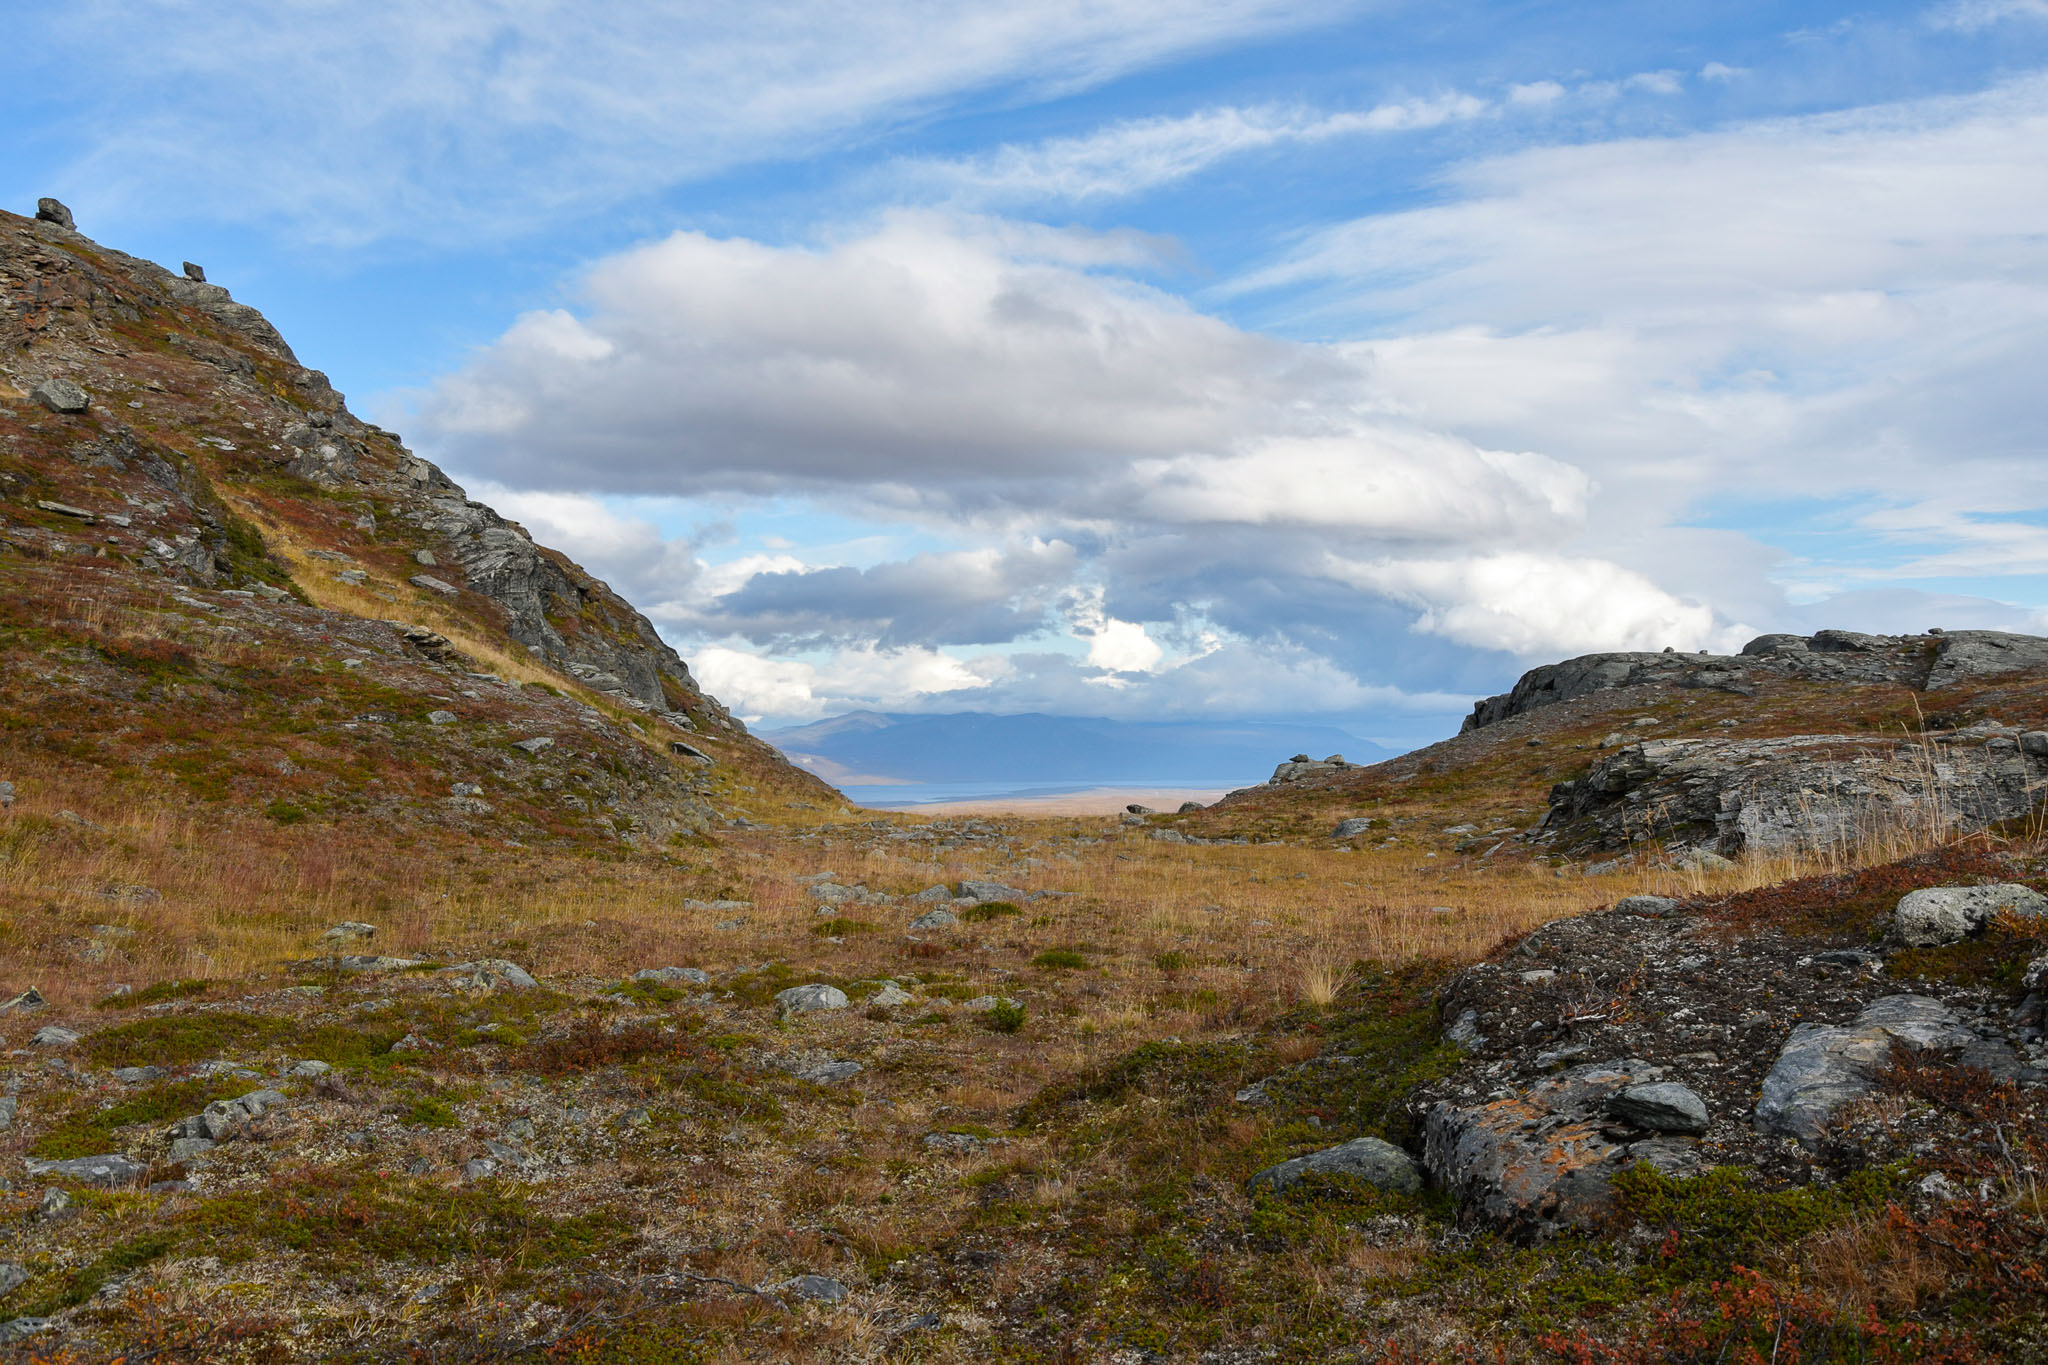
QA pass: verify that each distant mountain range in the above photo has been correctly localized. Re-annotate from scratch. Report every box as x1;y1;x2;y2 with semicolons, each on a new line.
762;711;1395;788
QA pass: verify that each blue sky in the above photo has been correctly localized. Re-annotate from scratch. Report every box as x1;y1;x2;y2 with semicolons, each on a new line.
12;0;2048;743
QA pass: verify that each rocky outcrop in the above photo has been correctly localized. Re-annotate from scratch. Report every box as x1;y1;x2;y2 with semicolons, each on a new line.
1543;724;2048;857
1463;630;2048;733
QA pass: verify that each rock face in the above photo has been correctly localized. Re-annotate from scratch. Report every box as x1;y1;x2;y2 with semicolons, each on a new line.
1248;1135;1422;1196
1893;883;2048;947
1544;727;2048;857
1464;630;2048;733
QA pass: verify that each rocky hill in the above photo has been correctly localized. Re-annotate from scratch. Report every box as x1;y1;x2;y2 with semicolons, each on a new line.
0;199;841;848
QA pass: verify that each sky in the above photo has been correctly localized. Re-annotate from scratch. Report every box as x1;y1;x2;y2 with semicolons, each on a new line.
12;0;2048;745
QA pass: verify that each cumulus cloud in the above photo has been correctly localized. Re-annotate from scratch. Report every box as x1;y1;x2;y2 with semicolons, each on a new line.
26;0;1359;243
692;644;1000;722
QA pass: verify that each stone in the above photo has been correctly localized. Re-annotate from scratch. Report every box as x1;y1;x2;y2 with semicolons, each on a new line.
22;1153;147;1188
182;261;205;282
1178;801;1206;813
1894;883;2048;947
111;1066;165;1084
1125;803;1156;815
1248;1135;1423;1197
1332;817;1374;838
774;1274;848;1305
957;880;1026;903
910;885;953;904
322;921;377;943
0;781;12;808
795;1060;863;1085
2022;731;2048;758
427;710;458;725
329;954;422;973
35;197;75;229
0;988;46;1014
1606;1082;1709;1135
512;736;555;754
775;984;849;1015
0;1317;53;1345
0;1098;12;1132
169;1137;216;1162
1613;895;1680;917
1755;995;1974;1143
807;881;860;904
0;1262;23;1298
288;1059;332;1078
962;995;1018;1013
1444;1009;1484;1048
460;959;538;990
414;549;438;566
869;984;914;1008
410;574;459;595
463;1158;499;1181
634;966;710;985
907;909;958;931
30;1026;78;1048
29;379;89;414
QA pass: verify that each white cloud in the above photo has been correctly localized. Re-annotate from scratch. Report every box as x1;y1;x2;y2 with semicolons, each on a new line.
896;95;1491;203
692;644;996;722
1700;62;1746;81
1928;0;2048;30
1327;553;1751;656
1508;81;1566;106
31;0;1357;243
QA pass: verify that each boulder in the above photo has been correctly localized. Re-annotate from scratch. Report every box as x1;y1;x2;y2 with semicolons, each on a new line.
30;1026;78;1048
869;984;914;1007
1332;817;1374;838
957;880;1025;903
1613;895;1680;917
0;1262;24;1298
773;1274;847;1304
410;574;459;595
1755;995;1976;1143
910;885;953;904
182;261;205;282
907;909;958;931
322;921;377;943
29;378;89;414
1606;1082;1709;1135
634;966;710;985
1893;883;2048;947
1248;1135;1423;1197
459;959;538;990
1125;804;1156;815
0;988;45;1014
775;984;849;1016
793;1060;863;1084
35;197;75;229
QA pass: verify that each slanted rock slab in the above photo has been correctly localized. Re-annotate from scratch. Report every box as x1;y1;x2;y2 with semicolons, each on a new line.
22;1153;147;1188
1755;994;1973;1142
1607;1082;1709;1135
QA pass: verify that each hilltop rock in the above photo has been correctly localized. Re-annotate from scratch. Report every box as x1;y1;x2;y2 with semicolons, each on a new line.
1464;629;2048;733
29;377;88;413
1894;883;2048;947
34;197;73;230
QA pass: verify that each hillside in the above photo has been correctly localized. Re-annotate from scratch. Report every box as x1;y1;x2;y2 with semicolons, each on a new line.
0;200;842;860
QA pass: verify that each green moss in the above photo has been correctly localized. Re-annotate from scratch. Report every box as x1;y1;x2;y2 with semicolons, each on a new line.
83;1011;286;1068
961;900;1022;922
400;1095;460;1129
1032;948;1089;970
16;1234;172;1317
29;1079;252;1159
983;999;1027;1034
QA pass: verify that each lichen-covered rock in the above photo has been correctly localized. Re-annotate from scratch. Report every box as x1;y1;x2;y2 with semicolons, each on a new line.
775;984;849;1015
1894;884;2048;947
21;1153;147;1188
1606;1082;1708;1135
1247;1135;1422;1196
1755;995;1979;1143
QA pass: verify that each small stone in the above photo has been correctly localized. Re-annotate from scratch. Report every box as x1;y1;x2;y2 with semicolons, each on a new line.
869;984;914;1008
1444;1008;1484;1048
322;921;377;943
1125;804;1156;815
1606;1082;1709;1135
1614;895;1680;917
1332;817;1374;838
410;574;459;595
169;1137;216;1161
775;984;849;1016
462;1157;499;1181
460;959;538;990
0;1262;24;1297
288;1059;332;1078
1248;1135;1423;1196
512;737;554;754
0;1098;13;1131
774;1274;848;1305
620;1107;652;1128
633;966;710;985
0;1316;54;1345
924;1131;984;1153
36;1188;74;1221
0;988;45;1014
414;549;438;566
796;1060;863;1084
910;885;953;904
427;710;458;725
30;1026;78;1048
961;995;1017;1013
181;261;205;282
907;909;958;931
0;782;13;808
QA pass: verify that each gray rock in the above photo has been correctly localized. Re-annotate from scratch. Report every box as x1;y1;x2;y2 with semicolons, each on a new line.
30;1026;78;1048
329;954;422;972
460;959;538;990
1248;1135;1423;1197
169;1137;216;1162
0;1262;24;1298
910;885;954;904
322;921;377;943
794;1060;863;1085
0;781;12;808
775;1273;848;1305
22;1152;147;1188
1894;883;2048;947
0;988;44;1014
0;1316;53;1345
923;1132;983;1153
1607;1082;1709;1134
2022;731;2048;758
30;377;89;414
427;709;458;725
410;573;459;595
0;1098;13;1131
1178;801;1206;813
1755;995;1973;1142
957;880;1025;903
1125;804;1156;815
807;881;860;904
775;984;849;1016
634;966;711;985
35;196;75;229
511;736;555;754
868;984;914;1008
463;1157;499;1181
961;995;1018;1013
182;261;205;282
1444;1009;1484;1048
37;1187;74;1220
287;1059;332;1078
907;909;958;931
1332;817;1375;838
